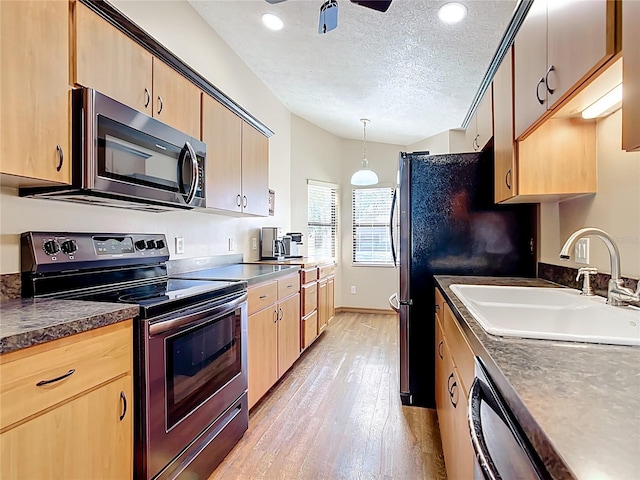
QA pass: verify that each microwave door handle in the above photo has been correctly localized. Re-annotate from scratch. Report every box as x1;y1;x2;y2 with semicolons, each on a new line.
390;187;398;267
183;141;199;205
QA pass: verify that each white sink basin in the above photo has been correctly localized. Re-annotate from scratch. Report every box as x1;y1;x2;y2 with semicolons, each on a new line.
449;284;640;346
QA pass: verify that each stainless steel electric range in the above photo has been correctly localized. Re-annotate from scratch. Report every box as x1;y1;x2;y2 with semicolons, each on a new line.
21;232;248;480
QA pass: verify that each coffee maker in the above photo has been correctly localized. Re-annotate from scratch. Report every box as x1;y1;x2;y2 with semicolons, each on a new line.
261;227;285;260
282;232;303;258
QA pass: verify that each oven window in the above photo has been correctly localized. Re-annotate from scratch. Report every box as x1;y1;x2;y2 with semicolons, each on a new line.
166;309;241;429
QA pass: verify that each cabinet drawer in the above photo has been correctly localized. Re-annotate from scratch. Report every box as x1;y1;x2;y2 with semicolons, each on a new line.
301;311;318;350
302;282;318;316
248;281;278;315
301;268;318;284
0;321;132;430
277;274;300;300
443;305;474;396
318;264;335;278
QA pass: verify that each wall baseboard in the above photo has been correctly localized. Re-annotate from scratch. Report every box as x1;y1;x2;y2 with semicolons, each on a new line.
335;307;396;316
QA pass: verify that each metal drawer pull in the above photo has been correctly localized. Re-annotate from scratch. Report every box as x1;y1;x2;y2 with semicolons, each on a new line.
119;391;127;421
36;368;75;386
56;145;64;172
259;294;268;299
287;284;293;288
536;77;545;105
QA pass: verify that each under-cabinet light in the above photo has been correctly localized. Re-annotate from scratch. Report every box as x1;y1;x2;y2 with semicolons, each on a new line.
582;84;622;119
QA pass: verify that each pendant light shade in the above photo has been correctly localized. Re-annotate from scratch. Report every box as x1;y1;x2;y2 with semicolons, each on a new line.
351;118;378;186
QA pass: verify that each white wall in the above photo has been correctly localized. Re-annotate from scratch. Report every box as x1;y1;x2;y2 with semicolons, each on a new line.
539;110;640;279
0;0;292;273
339;138;405;310
407;129;469;154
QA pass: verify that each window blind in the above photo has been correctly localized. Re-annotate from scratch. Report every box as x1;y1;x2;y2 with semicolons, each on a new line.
352;187;394;265
307;181;338;259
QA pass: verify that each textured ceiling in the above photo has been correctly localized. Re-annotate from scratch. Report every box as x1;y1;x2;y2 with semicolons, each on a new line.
189;0;517;145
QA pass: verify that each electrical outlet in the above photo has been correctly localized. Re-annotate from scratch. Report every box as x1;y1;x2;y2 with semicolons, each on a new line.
252;237;257;250
175;237;184;254
351;286;357;294
575;238;589;264
228;238;235;252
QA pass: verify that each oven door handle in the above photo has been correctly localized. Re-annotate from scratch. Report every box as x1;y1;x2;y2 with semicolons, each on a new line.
149;293;247;336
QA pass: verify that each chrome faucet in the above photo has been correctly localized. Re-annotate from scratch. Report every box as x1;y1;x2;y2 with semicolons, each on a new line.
559;228;639;307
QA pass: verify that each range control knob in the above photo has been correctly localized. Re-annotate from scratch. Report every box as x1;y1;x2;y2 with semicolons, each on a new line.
155;239;166;250
135;240;147;251
43;240;61;256
146;240;157;250
60;239;77;254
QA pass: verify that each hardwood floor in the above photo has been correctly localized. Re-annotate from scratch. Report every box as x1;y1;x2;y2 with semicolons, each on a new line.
208;312;447;480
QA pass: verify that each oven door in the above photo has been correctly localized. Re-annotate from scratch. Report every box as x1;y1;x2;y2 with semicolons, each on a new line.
140;292;248;480
87;88;206;208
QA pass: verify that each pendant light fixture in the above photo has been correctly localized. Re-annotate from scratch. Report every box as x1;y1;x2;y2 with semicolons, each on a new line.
350;118;379;186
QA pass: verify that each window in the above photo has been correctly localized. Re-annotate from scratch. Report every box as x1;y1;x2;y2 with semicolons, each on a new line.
307;180;338;258
352;187;394;265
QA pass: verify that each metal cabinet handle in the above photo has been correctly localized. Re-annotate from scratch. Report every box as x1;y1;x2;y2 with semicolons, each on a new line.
36;368;75;387
447;372;458;408
536;77;545;105
505;169;512;190
438;340;444;359
55;145;64;172
469;378;500;480
157;95;163;114
119;391;127;421
273;310;278;323
259;294;268;299
434;304;440;313
545;65;555;94
243;195;247;208
236;194;242;207
144;88;151;108
473;134;480;151
279;307;284;321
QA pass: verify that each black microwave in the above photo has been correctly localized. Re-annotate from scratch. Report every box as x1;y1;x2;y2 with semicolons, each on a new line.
20;88;206;212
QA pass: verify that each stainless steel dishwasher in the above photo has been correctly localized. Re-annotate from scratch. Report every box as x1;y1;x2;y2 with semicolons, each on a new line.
468;357;551;480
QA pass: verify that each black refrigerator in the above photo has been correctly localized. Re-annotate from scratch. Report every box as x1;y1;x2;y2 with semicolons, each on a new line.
389;150;536;408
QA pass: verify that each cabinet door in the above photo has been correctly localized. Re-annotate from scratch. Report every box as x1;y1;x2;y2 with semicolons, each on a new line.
277;293;301;377
451;370;474;480
623;0;640;152
0;374;132;479
435;319;446;417
74;2;152;115
202;94;243;213
438;342;457;480
241;122;269;216
302;282;318;317
152;58;201;138
476;86;493;150
464;115;478;152
514;0;548;139
317;278;328;334
493;49;517;203
248;307;278;409
302;311;318;350
546;0;615;109
1;0;71;184
327;276;335;325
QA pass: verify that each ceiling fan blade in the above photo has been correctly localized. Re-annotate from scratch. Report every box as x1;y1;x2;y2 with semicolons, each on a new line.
350;0;392;12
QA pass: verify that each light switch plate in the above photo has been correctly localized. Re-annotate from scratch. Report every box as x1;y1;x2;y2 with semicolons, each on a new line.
575;238;589;264
175;237;184;255
228;238;235;251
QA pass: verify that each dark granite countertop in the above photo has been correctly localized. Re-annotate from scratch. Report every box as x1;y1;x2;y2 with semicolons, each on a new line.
171;263;300;285
0;298;138;355
435;275;640;480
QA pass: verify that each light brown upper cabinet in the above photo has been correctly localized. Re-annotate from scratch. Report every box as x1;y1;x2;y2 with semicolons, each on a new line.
622;0;640;152
201;94;269;216
514;0;616;139
464;87;493;152
493;49;517;203
74;2;201;138
0;1;72;186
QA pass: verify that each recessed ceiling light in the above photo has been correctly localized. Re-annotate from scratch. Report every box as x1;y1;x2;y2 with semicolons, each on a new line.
438;3;467;24
262;13;284;31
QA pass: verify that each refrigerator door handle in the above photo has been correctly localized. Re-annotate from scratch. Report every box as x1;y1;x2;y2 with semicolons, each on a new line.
390;186;398;267
389;293;400;312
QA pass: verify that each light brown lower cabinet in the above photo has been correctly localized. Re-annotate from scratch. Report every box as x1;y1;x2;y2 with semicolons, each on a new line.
435;289;474;480
247;275;300;409
0;321;133;479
